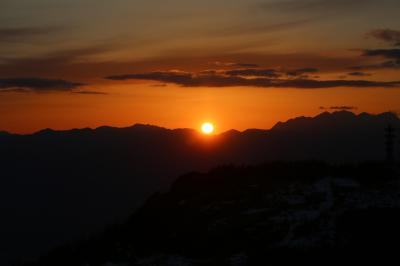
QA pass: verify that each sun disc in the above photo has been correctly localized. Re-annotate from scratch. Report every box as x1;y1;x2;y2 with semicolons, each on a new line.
201;122;214;134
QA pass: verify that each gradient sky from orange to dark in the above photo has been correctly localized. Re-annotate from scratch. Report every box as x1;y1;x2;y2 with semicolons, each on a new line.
1;0;400;134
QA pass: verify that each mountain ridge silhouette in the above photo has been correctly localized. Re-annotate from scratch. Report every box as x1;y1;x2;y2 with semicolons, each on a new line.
3;110;398;137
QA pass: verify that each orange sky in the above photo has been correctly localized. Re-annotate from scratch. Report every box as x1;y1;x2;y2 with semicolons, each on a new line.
1;0;400;133
1;82;399;134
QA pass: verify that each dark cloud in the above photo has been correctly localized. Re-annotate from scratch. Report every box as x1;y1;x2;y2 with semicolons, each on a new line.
350;61;400;70
330;106;358;111
0;27;61;42
107;71;256;87
225;68;280;78
368;29;400;46
0;77;85;92
107;71;193;84
105;70;400;89
347;71;372;76
319;106;358;111
73;91;108;95
286;68;319;76
224;68;318;78
350;49;400;70
362;49;400;60
277;79;398;89
212;62;260;68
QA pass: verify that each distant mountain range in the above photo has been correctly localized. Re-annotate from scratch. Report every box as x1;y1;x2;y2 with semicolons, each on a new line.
1;111;399;264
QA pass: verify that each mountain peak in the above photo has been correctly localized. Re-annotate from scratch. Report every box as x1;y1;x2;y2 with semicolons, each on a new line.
331;110;357;117
0;130;10;136
36;128;56;135
129;123;167;130
221;129;241;136
377;111;399;121
271;111;399;133
313;111;357;122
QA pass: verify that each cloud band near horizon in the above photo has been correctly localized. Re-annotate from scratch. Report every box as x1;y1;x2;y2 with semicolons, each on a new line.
0;77;85;92
106;70;400;89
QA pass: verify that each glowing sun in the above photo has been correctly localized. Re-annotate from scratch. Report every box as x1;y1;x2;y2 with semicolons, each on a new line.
201;122;215;135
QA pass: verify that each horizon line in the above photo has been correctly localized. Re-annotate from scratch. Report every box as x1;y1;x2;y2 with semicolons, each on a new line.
1;110;398;136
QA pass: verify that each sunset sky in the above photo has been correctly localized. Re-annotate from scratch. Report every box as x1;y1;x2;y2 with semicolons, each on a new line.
1;0;400;133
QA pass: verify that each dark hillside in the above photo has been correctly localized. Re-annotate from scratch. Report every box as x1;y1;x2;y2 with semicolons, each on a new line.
26;161;400;265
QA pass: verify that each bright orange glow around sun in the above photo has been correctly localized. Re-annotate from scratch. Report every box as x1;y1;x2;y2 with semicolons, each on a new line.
201;122;214;135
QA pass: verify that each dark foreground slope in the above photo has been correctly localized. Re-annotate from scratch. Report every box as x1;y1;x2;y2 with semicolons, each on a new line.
27;162;400;266
1;111;399;263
